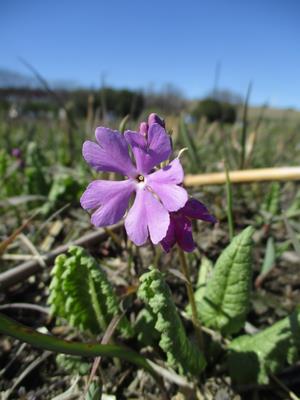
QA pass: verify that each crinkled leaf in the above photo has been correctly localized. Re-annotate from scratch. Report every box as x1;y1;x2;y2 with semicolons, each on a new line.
228;308;300;384
197;227;254;335
56;354;90;376
48;246;132;338
138;267;206;376
134;308;160;346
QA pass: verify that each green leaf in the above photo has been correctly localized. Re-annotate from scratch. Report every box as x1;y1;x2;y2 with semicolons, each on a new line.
186;257;213;316
286;189;300;217
260;182;281;220
25;141;49;195
138;267;206;376
134;308;160;346
255;236;276;288
228;308;300;384
41;173;83;215
56;354;90;376
85;381;102;400
260;236;276;276
48;246;132;337
195;256;213;300
197;226;255;335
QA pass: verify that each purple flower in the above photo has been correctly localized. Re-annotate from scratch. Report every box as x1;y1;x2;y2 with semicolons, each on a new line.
80;121;188;246
139;113;165;136
12;148;22;158
161;198;216;253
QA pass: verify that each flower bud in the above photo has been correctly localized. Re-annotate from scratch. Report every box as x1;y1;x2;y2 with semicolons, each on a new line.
139;122;148;136
148;113;165;128
12;148;22;158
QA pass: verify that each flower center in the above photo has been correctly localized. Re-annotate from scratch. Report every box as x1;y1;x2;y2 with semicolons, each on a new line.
137;175;145;182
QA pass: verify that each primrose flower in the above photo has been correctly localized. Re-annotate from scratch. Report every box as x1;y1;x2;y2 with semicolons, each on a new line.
139;113;165;136
81;117;188;246
12;148;22;158
161;198;216;253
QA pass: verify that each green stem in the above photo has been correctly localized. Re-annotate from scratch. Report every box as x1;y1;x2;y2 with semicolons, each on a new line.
177;246;204;351
225;162;234;241
89;275;107;331
0;312;155;380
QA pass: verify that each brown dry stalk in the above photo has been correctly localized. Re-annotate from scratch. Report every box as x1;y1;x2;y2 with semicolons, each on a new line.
0;211;39;256
0;223;123;290
184;167;300;186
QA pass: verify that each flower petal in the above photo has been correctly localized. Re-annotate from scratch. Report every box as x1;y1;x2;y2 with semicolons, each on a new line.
145;189;170;244
124;189;148;245
124;123;171;174
125;188;170;245
147;158;184;185
174;215;196;252
148;113;165;128
147;158;188;211
124;131;147;173
181;198;216;223
82;127;137;177
160;217;176;253
80;179;134;209
81;179;135;227
147;123;172;166
148;182;188;212
139;122;148;136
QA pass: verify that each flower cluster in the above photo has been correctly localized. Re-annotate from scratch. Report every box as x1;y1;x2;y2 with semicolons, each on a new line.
81;114;215;252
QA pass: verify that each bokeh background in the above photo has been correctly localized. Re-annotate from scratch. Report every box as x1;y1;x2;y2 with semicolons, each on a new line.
1;0;300;111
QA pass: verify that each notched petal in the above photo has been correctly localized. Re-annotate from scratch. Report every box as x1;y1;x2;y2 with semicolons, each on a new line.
82;127;136;177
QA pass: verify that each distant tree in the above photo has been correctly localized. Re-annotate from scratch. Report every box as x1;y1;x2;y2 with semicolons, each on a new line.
99;88;144;119
144;83;186;114
208;88;243;105
192;98;236;123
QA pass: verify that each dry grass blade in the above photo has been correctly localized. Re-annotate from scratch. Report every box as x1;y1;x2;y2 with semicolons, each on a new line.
0;343;27;378
0;211;39;256
270;373;300;400
0;222;123;289
147;360;194;390
19;233;47;268
0;303;49;314
2;351;51;400
84;313;125;395
0;195;46;207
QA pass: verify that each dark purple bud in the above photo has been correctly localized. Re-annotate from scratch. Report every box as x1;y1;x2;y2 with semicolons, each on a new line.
12;148;22;158
181;198;217;224
139;122;148;136
148;113;165;128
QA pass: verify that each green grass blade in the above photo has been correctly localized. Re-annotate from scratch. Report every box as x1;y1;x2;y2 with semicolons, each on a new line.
0;312;155;378
240;82;252;169
178;117;200;173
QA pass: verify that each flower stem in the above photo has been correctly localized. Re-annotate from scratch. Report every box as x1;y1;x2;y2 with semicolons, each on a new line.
177;246;204;351
225;162;234;241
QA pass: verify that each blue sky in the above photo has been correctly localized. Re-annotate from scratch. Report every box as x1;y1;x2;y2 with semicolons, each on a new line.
1;0;300;108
